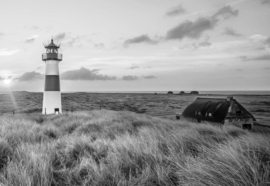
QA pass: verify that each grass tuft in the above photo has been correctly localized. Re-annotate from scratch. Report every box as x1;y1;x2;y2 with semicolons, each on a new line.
0;140;13;170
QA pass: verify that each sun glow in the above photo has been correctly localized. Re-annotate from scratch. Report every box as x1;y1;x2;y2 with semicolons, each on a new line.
4;79;11;85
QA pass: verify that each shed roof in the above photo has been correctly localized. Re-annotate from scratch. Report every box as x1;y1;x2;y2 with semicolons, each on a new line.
182;97;255;123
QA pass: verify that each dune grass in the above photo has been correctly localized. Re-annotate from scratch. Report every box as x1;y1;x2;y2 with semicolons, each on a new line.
0;110;269;186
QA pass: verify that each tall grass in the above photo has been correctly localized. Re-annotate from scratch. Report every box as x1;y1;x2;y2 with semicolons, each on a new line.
0;110;269;185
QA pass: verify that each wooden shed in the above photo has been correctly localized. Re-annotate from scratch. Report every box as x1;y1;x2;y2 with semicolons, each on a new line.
181;96;255;129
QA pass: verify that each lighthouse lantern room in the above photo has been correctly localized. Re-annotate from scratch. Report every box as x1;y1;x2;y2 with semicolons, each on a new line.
42;39;62;114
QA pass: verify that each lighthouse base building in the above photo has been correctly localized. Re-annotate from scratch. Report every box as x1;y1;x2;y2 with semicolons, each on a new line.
42;39;62;115
42;92;62;114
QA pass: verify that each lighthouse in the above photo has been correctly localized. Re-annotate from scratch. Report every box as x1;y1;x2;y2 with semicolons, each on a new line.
42;39;62;114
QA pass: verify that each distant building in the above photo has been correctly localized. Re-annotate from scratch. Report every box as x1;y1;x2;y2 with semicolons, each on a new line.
190;91;199;94
179;91;185;94
167;91;174;95
181;96;255;129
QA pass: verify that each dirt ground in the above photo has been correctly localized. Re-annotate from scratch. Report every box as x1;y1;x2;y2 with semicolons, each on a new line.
0;91;269;125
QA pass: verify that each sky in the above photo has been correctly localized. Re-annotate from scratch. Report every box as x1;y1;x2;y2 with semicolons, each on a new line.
0;0;270;92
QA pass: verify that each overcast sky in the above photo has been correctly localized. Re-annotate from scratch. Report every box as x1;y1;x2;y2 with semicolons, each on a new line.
0;0;269;92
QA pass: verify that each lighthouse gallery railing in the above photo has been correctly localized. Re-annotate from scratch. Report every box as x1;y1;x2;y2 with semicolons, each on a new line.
42;53;62;61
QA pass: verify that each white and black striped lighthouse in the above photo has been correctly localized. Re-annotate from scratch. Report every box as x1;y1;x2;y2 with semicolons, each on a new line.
42;39;62;114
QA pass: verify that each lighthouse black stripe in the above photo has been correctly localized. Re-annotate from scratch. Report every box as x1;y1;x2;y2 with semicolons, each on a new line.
45;75;60;91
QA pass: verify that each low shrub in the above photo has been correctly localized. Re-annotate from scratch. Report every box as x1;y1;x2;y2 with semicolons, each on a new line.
76;123;103;135
43;127;61;139
0;140;13;170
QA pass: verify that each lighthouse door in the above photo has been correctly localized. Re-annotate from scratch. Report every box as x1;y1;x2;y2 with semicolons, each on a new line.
55;108;59;114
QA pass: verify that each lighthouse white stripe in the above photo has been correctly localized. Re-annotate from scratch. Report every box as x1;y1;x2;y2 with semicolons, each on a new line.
45;60;60;75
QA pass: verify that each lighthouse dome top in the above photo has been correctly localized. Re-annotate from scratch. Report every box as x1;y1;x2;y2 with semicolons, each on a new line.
45;39;60;49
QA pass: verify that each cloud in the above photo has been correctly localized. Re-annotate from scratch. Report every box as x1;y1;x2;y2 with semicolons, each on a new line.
197;36;212;47
36;66;42;70
65;38;77;47
54;33;66;41
264;37;270;47
94;43;105;49
66;36;81;47
249;34;266;42
0;49;20;56
239;55;248;60
0;76;13;81
179;40;211;50
178;43;197;50
248;34;270;50
251;54;270;61
143;75;156;79
31;26;39;29
212;5;239;19
223;27;242;37
166;4;185;17
127;64;140;70
124;35;158;46
25;35;39;43
198;40;212;47
240;54;270;61
25;38;35;43
0;76;11;81
260;0;270;4
166;18;217;40
165;6;238;41
61;67;116;81
25;26;39;30
122;75;138;81
16;71;43;81
62;35;86;47
126;64;152;69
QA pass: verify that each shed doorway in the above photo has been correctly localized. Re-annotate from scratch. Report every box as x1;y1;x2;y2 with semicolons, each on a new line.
242;124;252;130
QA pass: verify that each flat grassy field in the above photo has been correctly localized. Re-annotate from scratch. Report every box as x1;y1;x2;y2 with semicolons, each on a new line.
0;92;270;125
0;110;269;186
